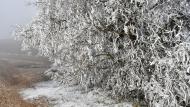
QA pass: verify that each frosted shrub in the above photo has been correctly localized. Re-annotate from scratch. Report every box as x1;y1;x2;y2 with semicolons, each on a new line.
15;0;190;106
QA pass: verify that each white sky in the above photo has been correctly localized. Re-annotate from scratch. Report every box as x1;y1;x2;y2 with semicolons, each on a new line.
0;0;36;39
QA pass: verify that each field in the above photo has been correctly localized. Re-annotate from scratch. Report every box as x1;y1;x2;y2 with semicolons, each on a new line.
0;39;50;107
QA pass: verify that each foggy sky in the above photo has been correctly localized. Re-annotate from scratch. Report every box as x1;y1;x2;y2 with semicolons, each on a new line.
0;0;36;39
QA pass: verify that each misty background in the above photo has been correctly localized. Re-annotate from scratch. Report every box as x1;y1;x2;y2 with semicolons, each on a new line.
0;0;36;39
0;0;36;54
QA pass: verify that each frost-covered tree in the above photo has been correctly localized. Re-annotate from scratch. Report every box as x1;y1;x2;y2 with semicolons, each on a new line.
15;0;190;106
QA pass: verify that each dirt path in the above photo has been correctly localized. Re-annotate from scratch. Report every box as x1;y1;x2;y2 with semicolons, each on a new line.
0;54;50;107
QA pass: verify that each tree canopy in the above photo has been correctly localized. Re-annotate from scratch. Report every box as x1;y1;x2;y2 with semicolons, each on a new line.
15;0;190;106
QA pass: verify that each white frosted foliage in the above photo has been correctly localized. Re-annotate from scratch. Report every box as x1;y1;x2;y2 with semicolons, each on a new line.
15;0;190;106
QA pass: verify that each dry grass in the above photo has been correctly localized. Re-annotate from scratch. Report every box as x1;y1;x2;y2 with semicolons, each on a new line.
0;87;44;107
0;59;49;107
0;79;48;107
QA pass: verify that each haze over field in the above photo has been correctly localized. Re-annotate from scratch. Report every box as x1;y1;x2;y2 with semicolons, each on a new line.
0;39;50;107
0;38;50;70
0;0;36;39
0;38;39;56
0;39;28;54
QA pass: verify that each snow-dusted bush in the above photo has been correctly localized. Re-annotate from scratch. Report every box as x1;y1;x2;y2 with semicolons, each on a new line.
15;0;190;106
